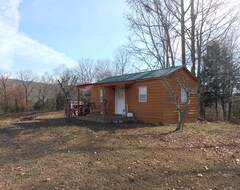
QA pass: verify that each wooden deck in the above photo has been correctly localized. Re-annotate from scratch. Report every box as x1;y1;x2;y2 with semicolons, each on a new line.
76;114;137;124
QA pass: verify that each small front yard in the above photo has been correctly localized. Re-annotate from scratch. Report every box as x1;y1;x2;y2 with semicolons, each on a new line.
0;112;239;189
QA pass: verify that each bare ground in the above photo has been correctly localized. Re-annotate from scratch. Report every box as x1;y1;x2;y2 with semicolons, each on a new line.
0;112;239;190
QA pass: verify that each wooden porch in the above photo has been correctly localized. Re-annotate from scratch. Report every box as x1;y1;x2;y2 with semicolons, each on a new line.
76;114;137;124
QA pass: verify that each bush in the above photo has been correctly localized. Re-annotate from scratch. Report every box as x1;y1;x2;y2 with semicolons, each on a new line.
43;99;56;111
33;100;44;110
56;92;65;110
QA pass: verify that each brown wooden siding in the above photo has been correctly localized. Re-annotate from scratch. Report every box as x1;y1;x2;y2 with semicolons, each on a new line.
90;85;100;109
80;67;198;124
125;79;165;123
103;86;115;114
89;85;115;114
162;68;198;124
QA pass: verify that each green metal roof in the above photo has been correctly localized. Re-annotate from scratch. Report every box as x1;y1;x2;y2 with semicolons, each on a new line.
97;66;182;84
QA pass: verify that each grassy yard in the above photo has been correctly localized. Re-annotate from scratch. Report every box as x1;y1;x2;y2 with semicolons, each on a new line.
0;112;239;190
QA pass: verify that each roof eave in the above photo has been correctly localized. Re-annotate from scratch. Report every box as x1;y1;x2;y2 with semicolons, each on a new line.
98;80;135;86
76;83;94;88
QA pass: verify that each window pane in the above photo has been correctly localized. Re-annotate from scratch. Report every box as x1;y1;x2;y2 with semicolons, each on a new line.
139;94;147;102
139;87;147;94
139;86;147;102
181;88;187;103
100;89;103;103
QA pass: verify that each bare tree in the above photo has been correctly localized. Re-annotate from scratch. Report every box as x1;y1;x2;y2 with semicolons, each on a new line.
76;58;96;84
95;59;113;81
189;0;197;75
0;69;12;114
114;46;132;75
16;70;36;111
126;0;239;73
55;65;78;122
36;72;54;105
193;0;239;77
163;0;191;67
9;84;25;112
126;0;178;70
54;65;78;100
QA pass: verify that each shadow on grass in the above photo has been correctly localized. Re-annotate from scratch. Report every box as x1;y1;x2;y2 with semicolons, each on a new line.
0;118;69;136
75;120;159;132
0;116;238;173
0;116;178;142
12;115;164;132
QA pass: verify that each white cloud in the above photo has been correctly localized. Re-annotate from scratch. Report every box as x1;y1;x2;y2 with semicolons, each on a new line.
15;34;77;67
0;0;77;70
0;0;20;69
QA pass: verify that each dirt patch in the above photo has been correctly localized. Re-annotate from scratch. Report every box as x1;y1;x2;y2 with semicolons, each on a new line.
0;112;239;190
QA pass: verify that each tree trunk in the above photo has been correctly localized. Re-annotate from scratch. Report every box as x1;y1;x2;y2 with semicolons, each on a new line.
197;30;201;77
176;98;190;131
196;30;204;117
176;112;184;131
25;93;28;111
181;0;186;67
3;88;8;114
200;101;205;118
221;98;227;121
228;98;232;121
190;0;196;76
15;99;18;113
215;98;218;121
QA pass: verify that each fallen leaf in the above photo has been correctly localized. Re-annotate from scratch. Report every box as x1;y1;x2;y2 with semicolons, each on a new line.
43;178;51;182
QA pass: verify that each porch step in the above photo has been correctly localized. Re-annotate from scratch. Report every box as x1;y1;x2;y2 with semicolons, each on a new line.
112;117;137;124
112;119;123;124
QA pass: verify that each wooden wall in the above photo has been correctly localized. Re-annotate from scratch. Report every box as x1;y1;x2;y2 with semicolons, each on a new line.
103;86;115;114
125;79;165;123
89;84;115;114
90;85;100;108
85;67;198;124
162;68;198;124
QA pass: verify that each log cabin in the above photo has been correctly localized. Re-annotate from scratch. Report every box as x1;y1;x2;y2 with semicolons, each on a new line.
76;66;198;124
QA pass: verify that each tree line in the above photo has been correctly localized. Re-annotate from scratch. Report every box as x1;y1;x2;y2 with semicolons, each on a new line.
0;54;133;115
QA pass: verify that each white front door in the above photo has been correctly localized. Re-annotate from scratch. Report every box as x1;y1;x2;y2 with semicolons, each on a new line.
115;87;125;115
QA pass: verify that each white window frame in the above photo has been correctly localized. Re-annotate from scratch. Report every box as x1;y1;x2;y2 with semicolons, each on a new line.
181;87;188;103
100;89;103;103
139;86;147;102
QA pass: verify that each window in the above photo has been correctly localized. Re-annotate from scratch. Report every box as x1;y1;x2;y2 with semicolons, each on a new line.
139;86;147;102
181;88;188;103
100;89;103;103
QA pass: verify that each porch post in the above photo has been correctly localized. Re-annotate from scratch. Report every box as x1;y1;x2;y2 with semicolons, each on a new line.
77;88;80;116
103;87;105;117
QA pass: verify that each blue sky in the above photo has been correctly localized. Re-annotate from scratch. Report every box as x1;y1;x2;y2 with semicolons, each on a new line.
0;0;129;75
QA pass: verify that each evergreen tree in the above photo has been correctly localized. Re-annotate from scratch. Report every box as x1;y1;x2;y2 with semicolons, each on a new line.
201;40;239;121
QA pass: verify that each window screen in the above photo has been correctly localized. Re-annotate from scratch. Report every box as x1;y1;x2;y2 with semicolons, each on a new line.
139;86;147;102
